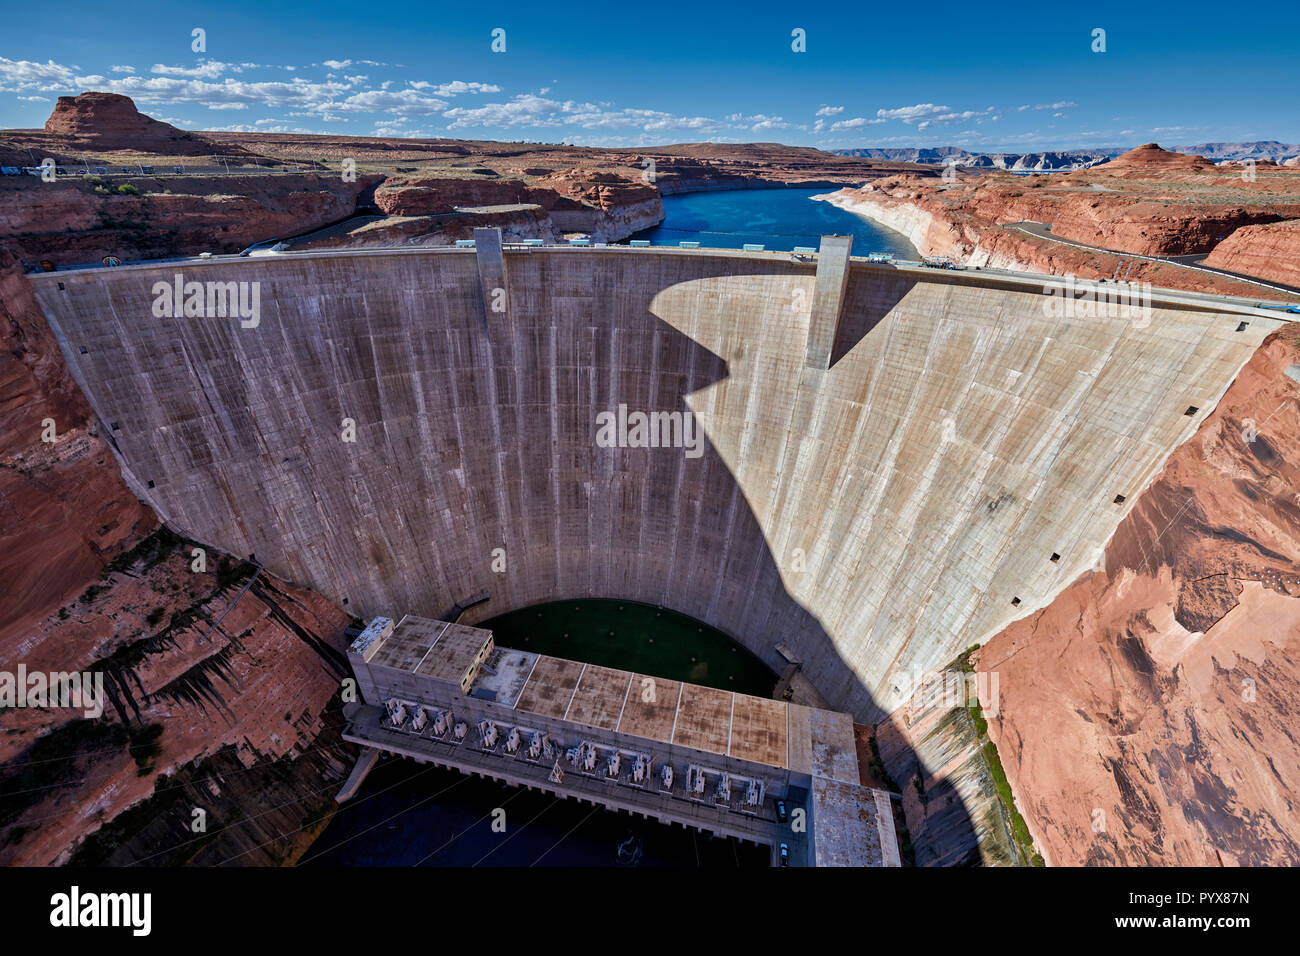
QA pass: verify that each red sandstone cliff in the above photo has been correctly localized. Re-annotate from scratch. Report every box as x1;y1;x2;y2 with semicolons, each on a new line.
0;173;381;266
818;143;1300;299
976;328;1300;865
1204;219;1300;287
0;251;355;864
0;251;155;621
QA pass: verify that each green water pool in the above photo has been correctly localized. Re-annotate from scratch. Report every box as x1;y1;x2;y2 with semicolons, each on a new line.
479;599;777;698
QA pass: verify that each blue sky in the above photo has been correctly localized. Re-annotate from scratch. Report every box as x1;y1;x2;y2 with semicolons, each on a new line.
2;0;1297;150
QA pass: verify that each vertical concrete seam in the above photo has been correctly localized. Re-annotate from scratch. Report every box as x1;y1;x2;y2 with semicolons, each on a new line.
668;681;685;743
563;663;587;721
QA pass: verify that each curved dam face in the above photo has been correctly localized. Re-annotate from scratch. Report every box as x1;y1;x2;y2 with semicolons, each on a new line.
31;248;1282;721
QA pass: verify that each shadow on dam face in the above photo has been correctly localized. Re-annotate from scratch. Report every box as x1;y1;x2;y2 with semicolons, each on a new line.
28;248;1283;862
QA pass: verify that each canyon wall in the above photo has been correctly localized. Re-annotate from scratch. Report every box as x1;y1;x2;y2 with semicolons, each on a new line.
0;252;354;864
374;171;664;241
1204;219;1300;287
0;174;382;267
816;188;970;260
816;144;1300;300
30;248;1282;724
976;328;1300;865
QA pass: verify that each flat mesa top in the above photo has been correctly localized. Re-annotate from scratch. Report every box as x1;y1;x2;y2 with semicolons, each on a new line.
367;615;491;683
500;651;792;770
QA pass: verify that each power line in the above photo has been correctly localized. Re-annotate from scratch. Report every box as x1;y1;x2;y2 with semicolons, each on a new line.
127;764;366;866
266;762;461;867
528;804;601;867
1;737;351;821
413;786;527;866
470;793;564;867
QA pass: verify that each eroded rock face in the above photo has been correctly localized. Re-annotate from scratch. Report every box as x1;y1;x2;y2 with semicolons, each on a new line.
374;177;539;216
0;252;155;624
0;544;354;865
43;92;231;156
1095;142;1218;177
0;173;381;266
977;329;1300;866
0;252;353;866
1204;219;1300;287
538;168;659;209
372;171;664;241
817;142;1300;293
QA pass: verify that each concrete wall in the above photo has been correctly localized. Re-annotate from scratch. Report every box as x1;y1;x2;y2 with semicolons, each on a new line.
31;248;1283;720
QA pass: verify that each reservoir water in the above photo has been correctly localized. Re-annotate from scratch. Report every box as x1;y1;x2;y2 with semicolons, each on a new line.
630;186;917;257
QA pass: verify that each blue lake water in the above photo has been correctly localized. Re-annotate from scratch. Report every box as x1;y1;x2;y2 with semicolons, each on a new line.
630;187;918;257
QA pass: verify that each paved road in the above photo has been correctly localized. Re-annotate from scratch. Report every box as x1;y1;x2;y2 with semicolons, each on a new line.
1004;220;1300;298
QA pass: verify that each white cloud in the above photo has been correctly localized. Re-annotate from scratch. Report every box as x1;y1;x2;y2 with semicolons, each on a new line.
0;54;912;145
441;94;791;136
373;125;433;138
409;80;500;95
733;113;789;131
876;103;999;129
110;65;135;74
151;61;232;79
0;57;79;90
318;59;391;70
204;123;315;133
830;116;886;131
0;57;498;119
442;94;574;129
876;103;952;123
331;88;450;115
90;75;358;113
1016;101;1078;112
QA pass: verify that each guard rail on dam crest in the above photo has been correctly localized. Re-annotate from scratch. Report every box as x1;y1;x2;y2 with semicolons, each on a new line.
27;234;1291;722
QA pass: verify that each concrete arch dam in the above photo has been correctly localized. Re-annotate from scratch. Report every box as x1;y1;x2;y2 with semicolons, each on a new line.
31;246;1284;721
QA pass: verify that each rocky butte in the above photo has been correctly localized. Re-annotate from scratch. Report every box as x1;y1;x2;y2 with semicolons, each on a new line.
41;91;248;157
